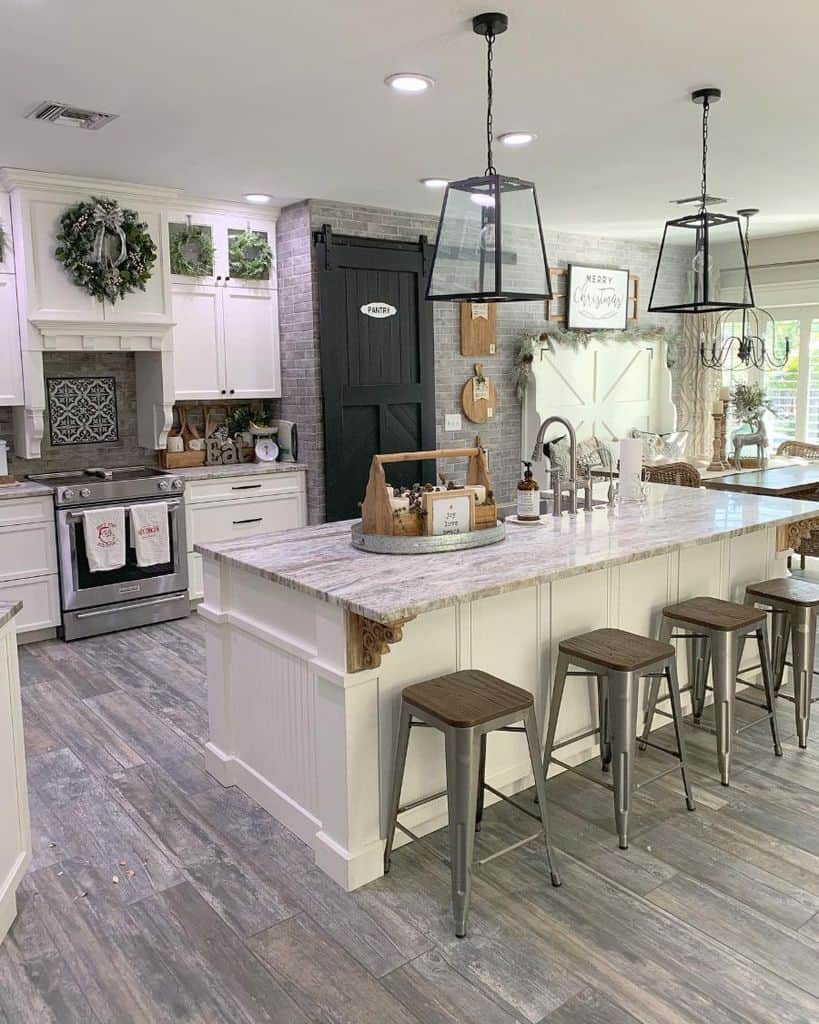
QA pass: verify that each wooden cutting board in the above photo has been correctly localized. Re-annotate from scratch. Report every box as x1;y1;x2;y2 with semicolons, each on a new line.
461;363;498;424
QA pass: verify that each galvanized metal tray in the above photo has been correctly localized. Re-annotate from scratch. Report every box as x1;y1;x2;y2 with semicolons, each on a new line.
351;520;506;555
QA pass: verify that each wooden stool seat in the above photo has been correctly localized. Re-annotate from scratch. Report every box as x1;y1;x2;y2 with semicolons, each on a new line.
746;577;819;607
662;596;765;631
559;628;674;672
402;669;533;728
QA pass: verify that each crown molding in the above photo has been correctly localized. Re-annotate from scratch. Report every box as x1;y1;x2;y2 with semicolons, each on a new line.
0;167;181;204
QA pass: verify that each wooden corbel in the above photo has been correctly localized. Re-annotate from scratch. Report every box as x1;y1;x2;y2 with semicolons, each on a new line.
346;612;414;672
776;515;819;552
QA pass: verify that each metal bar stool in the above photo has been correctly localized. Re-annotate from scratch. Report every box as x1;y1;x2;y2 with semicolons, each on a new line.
383;669;560;938
745;577;819;748
641;597;782;786
543;628;695;851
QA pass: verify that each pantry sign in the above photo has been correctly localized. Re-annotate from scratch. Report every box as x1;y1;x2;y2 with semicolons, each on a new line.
360;301;397;319
567;264;629;330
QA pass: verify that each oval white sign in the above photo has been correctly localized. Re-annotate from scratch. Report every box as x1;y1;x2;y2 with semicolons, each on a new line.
360;301;397;319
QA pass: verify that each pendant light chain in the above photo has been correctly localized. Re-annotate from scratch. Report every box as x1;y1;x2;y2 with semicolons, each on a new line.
699;97;710;213
484;29;496;175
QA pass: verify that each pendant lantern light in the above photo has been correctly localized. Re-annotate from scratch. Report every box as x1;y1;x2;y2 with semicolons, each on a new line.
648;88;754;315
425;13;552;302
700;209;790;370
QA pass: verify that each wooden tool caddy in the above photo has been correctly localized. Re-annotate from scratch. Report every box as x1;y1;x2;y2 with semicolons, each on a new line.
360;438;496;537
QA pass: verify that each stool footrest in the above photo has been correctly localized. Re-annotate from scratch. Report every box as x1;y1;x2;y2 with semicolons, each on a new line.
640;737;681;758
482;782;543;824
397;787;449;815
551;725;601;752
549;756;614;793
394;821;451;868
634;762;685;789
476;831;541;867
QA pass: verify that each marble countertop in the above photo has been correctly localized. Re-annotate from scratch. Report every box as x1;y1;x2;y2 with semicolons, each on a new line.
0;480;55;501
162;463;308;480
196;485;816;625
0;601;22;630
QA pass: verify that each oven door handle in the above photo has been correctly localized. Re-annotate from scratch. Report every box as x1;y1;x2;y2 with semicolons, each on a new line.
74;593;185;620
66;500;183;523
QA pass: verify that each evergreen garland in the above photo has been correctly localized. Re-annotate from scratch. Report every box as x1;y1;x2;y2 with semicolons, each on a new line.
169;222;215;276
228;229;273;280
55;196;156;304
514;321;673;400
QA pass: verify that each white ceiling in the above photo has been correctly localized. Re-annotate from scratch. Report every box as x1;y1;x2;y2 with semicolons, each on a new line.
1;0;817;240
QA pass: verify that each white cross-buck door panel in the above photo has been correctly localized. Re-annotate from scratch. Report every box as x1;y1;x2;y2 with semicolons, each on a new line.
522;338;674;456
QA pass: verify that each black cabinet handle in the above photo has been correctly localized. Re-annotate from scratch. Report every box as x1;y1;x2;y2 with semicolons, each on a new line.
229;389;235;395
225;276;231;282
232;483;262;491
216;275;222;281
233;517;263;525
221;389;227;395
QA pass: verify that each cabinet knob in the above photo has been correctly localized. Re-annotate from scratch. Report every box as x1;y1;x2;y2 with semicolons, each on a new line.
221;389;227;395
229;389;235;395
216;275;222;282
225;276;231;283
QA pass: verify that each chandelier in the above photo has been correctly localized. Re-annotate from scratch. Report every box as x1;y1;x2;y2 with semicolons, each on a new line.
425;13;552;302
700;209;790;370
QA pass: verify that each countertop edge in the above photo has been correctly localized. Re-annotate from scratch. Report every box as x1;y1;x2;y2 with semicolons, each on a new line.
0;601;23;630
195;503;814;625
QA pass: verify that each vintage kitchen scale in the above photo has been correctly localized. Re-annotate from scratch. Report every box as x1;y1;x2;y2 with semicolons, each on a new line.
351;438;506;553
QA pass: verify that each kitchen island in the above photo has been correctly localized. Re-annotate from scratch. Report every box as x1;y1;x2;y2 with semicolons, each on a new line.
197;485;816;890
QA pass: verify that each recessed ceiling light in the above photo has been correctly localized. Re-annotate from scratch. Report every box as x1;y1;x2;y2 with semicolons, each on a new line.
498;131;536;147
385;73;435;93
420;178;448;189
243;193;272;204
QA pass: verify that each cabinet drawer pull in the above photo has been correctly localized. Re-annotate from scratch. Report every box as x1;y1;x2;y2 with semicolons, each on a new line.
231;483;262;490
233;517;264;525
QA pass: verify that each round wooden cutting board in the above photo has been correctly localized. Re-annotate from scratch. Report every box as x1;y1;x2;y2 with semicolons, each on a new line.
461;364;499;424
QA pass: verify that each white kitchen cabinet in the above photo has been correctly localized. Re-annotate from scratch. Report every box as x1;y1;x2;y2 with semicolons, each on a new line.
0;275;23;405
0;605;30;944
184;469;306;600
0;496;60;637
172;281;280;399
168;209;276;287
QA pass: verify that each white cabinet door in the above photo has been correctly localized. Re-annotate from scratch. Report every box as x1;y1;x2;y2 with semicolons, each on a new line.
224;216;276;289
171;283;226;400
168;209;225;282
0;623;30;943
0;194;14;275
0;275;23;405
27;197;103;320
222;286;280;398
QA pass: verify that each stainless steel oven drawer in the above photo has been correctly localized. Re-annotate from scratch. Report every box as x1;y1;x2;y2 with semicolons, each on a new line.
61;591;189;642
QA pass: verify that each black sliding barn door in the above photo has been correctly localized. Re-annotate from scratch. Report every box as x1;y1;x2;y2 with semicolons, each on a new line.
315;226;436;522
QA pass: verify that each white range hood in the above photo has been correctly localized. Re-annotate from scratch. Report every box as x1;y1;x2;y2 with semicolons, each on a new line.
0;169;181;458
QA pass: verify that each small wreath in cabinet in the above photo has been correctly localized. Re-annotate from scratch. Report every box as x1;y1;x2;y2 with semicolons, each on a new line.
228;229;273;280
169;222;215;276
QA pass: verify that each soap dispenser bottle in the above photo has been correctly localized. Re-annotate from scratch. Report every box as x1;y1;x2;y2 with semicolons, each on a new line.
517;461;541;521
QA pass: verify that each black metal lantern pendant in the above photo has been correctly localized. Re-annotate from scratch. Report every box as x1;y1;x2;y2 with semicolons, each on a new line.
700;209;790;370
425;13;552;302
649;88;754;315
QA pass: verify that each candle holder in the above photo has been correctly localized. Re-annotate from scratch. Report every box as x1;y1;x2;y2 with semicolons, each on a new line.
708;406;730;472
721;398;731;466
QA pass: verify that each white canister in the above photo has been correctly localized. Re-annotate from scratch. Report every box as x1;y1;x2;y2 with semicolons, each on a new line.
166;435;184;453
0;440;7;476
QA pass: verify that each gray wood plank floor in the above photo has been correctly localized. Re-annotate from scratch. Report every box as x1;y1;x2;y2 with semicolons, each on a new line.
3;614;819;1023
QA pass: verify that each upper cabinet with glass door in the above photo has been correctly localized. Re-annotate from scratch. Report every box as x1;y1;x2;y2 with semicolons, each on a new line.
168;209;276;288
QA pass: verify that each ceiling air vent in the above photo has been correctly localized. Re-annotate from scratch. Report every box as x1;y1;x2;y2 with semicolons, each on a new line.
25;101;118;131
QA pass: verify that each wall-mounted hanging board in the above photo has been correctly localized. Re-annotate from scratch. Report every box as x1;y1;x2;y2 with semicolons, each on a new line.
461;363;498;424
546;269;640;325
460;302;498;355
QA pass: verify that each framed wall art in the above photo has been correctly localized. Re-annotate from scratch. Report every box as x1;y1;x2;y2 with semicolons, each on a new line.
567;264;630;330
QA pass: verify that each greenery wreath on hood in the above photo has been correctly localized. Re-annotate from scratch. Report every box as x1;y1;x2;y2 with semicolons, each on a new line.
55;196;157;303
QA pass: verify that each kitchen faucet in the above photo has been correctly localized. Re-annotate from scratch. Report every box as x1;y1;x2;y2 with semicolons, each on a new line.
530;415;591;515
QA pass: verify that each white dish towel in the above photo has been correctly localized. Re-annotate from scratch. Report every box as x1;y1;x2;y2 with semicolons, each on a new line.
129;502;171;567
82;507;126;572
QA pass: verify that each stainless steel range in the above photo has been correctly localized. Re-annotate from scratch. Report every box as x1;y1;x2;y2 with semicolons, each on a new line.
28;466;189;641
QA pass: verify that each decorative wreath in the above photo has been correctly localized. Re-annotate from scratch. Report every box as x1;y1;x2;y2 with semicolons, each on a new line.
169;222;215;276
55;196;157;304
228;229;273;280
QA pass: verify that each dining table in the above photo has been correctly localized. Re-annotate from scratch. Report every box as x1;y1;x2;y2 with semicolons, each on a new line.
702;463;819;500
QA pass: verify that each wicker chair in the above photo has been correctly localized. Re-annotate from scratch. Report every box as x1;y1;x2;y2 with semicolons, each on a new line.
776;440;819;460
643;462;702;488
776;441;819;567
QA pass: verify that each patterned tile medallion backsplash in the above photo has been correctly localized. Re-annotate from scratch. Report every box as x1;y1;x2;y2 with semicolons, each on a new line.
47;376;119;446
